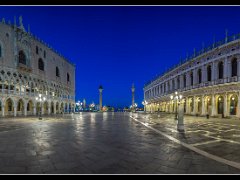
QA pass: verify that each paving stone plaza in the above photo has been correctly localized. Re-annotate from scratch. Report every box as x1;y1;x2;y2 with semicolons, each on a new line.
0;112;240;174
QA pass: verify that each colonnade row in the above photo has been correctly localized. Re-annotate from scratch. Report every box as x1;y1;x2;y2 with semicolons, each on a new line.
145;92;240;118
0;97;75;117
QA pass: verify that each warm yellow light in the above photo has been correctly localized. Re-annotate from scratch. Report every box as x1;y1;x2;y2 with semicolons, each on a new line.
219;98;221;101
232;97;235;100
208;98;210;101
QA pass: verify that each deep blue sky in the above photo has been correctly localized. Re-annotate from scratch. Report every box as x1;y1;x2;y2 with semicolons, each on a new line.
1;6;240;108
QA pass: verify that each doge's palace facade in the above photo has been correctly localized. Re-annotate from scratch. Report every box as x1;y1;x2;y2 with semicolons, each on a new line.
0;17;75;117
144;32;240;118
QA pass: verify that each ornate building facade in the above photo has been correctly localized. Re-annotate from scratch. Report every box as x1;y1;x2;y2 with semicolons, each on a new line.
144;32;240;118
0;17;75;117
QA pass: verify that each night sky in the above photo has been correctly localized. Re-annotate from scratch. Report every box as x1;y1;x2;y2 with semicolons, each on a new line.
1;6;240;108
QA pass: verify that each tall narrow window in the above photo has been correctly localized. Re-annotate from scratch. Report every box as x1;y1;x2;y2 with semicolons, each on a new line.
198;69;202;84
218;61;224;79
207;65;212;81
36;46;39;54
38;58;44;71
232;58;237;77
67;73;70;82
56;67;60;77
19;50;26;65
44;50;46;58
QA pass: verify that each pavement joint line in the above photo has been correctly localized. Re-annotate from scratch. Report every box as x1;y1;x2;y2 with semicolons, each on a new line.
203;134;240;145
190;140;221;147
130;115;240;171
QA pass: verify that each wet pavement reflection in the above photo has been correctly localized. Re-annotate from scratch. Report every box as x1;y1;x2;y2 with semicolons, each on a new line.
0;112;239;174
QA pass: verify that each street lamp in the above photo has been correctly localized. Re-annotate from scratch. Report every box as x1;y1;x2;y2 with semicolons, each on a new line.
90;103;95;111
142;100;148;112
170;91;184;132
36;94;46;120
170;91;182;120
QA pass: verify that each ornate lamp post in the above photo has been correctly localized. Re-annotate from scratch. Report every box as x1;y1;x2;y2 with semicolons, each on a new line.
142;100;148;112
170;91;182;120
36;94;46;120
170;91;184;132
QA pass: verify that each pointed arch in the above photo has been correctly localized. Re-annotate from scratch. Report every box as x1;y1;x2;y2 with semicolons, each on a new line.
18;50;26;65
38;58;44;71
17;99;24;116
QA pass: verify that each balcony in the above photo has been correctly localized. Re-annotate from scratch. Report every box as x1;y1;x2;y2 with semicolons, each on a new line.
229;76;238;83
215;79;224;85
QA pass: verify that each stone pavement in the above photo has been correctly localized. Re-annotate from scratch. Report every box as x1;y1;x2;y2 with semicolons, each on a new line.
0;112;239;174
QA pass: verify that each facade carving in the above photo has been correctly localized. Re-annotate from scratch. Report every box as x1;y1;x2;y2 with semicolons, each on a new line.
144;33;240;118
0;17;75;117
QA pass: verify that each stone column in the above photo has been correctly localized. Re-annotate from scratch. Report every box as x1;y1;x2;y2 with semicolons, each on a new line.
180;75;184;89
41;104;44;115
193;96;196;115
14;83;16;95
66;103;69;113
8;81;10;94
193;69;197;86
211;94;216;116
238;60;240;78
2;84;4;94
24;103;27;116
48;104;51;115
33;105;36;116
237;92;240;118
170;80;173;91
201;96;205;116
2;105;5;117
202;65;206;83
99;86;103;111
54;103;56;114
14;104;17;117
185;98;189;114
224;57;228;82
224;93;228;117
186;72;190;87
212;62;216;81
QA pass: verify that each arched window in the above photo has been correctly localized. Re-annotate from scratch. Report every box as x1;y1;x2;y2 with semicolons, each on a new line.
190;72;193;86
217;96;224;114
218;61;224;79
56;67;60;77
67;73;70;82
230;95;237;115
198;69;202;84
19;50;26;65
232;58;237;77
0;44;2;58
183;74;186;88
38;58;44;71
36;46;39;54
207;65;212;81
